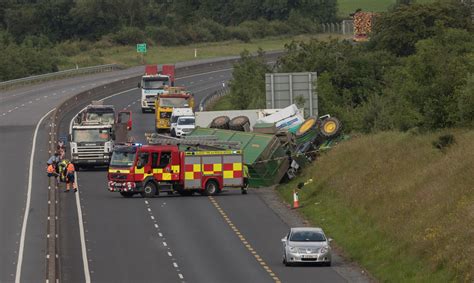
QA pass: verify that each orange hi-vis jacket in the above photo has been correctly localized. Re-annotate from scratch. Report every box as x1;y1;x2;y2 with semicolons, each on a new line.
47;164;55;174
67;163;75;174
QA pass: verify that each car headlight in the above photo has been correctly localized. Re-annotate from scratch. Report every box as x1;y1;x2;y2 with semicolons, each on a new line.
319;246;328;254
288;246;297;252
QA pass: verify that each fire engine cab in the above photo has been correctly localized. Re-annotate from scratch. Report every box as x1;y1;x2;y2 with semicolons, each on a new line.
107;138;245;198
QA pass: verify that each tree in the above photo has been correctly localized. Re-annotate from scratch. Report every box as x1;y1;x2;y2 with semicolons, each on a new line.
370;0;472;56
229;49;271;109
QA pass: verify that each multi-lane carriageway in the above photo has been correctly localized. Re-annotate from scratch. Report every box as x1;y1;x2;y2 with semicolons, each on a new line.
1;59;368;283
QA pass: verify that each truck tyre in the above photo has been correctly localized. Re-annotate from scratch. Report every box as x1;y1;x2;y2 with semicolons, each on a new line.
204;180;219;196
120;192;134;198
320;117;342;138
210;116;230;129
296;117;317;137
141;182;157;198
229;116;250;131
142;108;146;113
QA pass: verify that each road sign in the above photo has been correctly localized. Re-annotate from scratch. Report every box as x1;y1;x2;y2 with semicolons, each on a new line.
265;72;318;117
136;43;147;53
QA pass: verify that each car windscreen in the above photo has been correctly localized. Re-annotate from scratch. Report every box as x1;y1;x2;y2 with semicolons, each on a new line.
143;78;169;89
290;231;326;242
159;97;189;108
73;129;110;142
177;117;195;125
110;150;136;167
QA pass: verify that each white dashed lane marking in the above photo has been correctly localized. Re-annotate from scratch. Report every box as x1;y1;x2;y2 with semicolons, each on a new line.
144;201;184;282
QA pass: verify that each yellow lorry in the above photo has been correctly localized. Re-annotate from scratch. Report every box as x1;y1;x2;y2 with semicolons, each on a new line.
155;87;194;132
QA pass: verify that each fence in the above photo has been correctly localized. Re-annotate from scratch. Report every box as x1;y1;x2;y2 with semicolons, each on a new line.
320;20;354;35
0;64;123;91
199;86;230;111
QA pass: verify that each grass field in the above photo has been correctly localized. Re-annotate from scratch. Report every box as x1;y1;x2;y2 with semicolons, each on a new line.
338;0;435;17
59;34;349;70
277;130;473;282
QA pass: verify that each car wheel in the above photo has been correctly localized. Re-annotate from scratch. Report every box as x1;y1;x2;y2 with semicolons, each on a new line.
170;129;176;137
204;180;219;196
324;261;332;267
120;192;134;198
283;256;291;266
141;182;157;198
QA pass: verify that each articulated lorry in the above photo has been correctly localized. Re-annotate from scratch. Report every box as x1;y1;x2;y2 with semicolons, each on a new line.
139;64;175;113
70;102;132;167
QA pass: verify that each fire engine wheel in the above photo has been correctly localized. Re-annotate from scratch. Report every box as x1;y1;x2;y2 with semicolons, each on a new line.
210;116;230;129
141;182;157;198
204;180;219;196
120;192;134;198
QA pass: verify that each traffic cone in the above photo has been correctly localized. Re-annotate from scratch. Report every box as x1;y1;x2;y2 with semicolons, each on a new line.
292;189;300;209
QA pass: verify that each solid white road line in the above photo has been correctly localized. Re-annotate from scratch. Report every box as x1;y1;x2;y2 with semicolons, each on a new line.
74;173;91;283
15;107;56;283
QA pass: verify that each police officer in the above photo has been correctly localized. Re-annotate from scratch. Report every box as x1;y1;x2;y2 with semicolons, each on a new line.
65;161;78;193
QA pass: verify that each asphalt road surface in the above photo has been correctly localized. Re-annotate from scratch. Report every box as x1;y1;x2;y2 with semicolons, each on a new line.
57;70;349;283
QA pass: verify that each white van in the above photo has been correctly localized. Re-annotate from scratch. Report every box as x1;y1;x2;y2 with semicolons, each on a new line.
170;108;194;137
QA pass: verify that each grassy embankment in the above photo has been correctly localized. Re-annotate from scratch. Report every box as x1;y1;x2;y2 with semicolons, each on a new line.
58;34;348;70
337;0;435;17
278;130;473;282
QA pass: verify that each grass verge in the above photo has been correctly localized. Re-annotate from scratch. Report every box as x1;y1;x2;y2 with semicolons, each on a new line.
277;130;473;282
58;34;349;70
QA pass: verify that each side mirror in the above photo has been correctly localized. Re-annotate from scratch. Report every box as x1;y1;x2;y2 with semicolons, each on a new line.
281;238;286;243
68;134;72;142
137;161;144;169
137;82;141;88
328;238;333;243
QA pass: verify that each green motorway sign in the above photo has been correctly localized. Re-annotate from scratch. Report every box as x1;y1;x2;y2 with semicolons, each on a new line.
136;43;147;53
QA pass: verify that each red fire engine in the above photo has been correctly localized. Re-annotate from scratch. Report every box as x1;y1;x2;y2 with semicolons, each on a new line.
107;138;245;198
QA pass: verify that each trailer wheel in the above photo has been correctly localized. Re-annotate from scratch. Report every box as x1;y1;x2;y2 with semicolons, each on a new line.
229;116;250;132
320;117;342;138
141;182;157;198
204;180;219;196
120;192;134;198
210;116;230;129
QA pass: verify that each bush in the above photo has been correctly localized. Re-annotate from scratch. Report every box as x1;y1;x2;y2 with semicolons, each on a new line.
432;134;456;150
146;26;180;46
112;27;147;45
227;26;251;43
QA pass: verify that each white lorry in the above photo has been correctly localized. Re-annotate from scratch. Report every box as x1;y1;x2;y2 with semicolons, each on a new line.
139;65;175;113
170;108;195;137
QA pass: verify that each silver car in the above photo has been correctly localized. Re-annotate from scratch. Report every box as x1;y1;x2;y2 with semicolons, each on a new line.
282;227;332;266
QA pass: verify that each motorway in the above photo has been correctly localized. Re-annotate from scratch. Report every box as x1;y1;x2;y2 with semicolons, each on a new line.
1;60;364;282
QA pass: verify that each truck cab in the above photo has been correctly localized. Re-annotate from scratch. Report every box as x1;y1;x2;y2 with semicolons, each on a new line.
71;124;114;166
139;65;175;113
155;87;194;132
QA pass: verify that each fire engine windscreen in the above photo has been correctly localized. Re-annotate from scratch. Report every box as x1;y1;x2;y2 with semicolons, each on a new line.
73;129;110;142
142;78;169;89
159;97;189;108
110;149;136;167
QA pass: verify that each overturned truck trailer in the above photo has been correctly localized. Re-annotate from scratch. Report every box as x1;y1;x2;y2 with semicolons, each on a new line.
189;128;289;187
